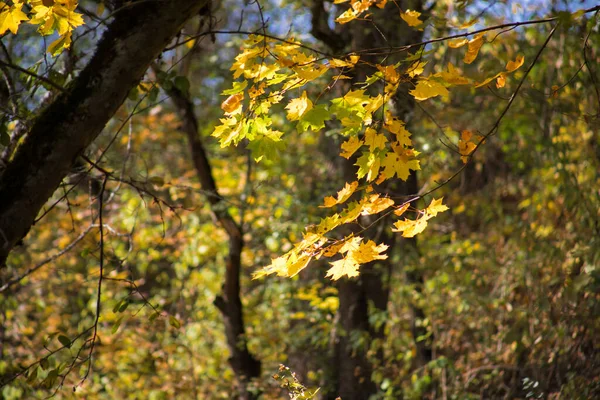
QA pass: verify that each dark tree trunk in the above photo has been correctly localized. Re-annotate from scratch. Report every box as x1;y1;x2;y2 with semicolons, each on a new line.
166;83;261;400
0;0;212;266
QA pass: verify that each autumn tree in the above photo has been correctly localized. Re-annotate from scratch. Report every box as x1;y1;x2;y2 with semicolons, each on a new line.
1;0;599;399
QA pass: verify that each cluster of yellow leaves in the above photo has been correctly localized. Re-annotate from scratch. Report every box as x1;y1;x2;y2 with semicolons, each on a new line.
0;0;84;55
255;193;450;280
475;54;525;88
392;198;449;237
333;0;388;24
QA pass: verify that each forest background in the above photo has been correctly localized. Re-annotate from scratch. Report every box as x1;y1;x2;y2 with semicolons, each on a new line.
0;0;599;399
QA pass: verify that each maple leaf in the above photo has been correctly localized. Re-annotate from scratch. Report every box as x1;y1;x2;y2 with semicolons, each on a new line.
439;63;470;85
325;236;388;280
353;240;388;264
321;181;359;207
410;79;449;101
384;114;412;147
340;136;364;159
0;2;29;35
380;151;420;181
364;128;387;151
408;60;427;78
401;10;423;28
392;216;428;237
464;33;485;64
355;152;381;182
330;55;360;68
286;91;313;121
361;194;394;215
327;257;360;280
297;104;330;132
294;64;327;81
425;197;449;217
377;64;400;84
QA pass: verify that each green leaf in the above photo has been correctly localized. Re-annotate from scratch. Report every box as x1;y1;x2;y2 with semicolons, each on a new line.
112;299;124;313
57;334;71;348
221;80;248;95
247;136;285;162
297;104;330;132
169;315;181;329
40;358;49;370
112;316;123;334
26;366;38;383
128;86;139;101
148;86;159;102
174;76;190;95
118;300;129;313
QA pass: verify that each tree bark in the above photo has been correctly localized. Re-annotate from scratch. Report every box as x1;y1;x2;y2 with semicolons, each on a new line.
0;0;211;266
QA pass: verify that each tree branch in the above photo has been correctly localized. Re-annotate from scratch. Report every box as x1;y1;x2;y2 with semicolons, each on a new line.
0;0;211;266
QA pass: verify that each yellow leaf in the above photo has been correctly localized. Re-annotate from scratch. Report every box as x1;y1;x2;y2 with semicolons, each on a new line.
364;127;387;151
401;9;423;28
361;194;394;215
0;2;29;35
353;240;388;264
457;19;478;29
335;8;358;24
376;0;387;8
410;79;449;101
286;90;313;121
48;32;72;55
380;151;420;181
392;217;428;237
295;64;327;81
464;33;485;64
340;136;364;159
377;64;400;84
355;152;381;182
408;60;427;78
320;181;359;208
287;253;312;277
448;38;469;48
439;62;470;85
326;237;388;280
506;54;525;72
394;202;410;217
327;257;360;280
475;72;502;88
330;55;360;68
458;129;477;163
221;93;244;114
496;73;506;88
384;113;412;146
425;197;449;217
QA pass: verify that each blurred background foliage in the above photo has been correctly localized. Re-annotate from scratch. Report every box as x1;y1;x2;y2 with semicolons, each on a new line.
0;0;599;399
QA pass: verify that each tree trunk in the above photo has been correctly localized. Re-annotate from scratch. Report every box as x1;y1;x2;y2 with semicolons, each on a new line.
0;0;211;266
166;84;261;400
